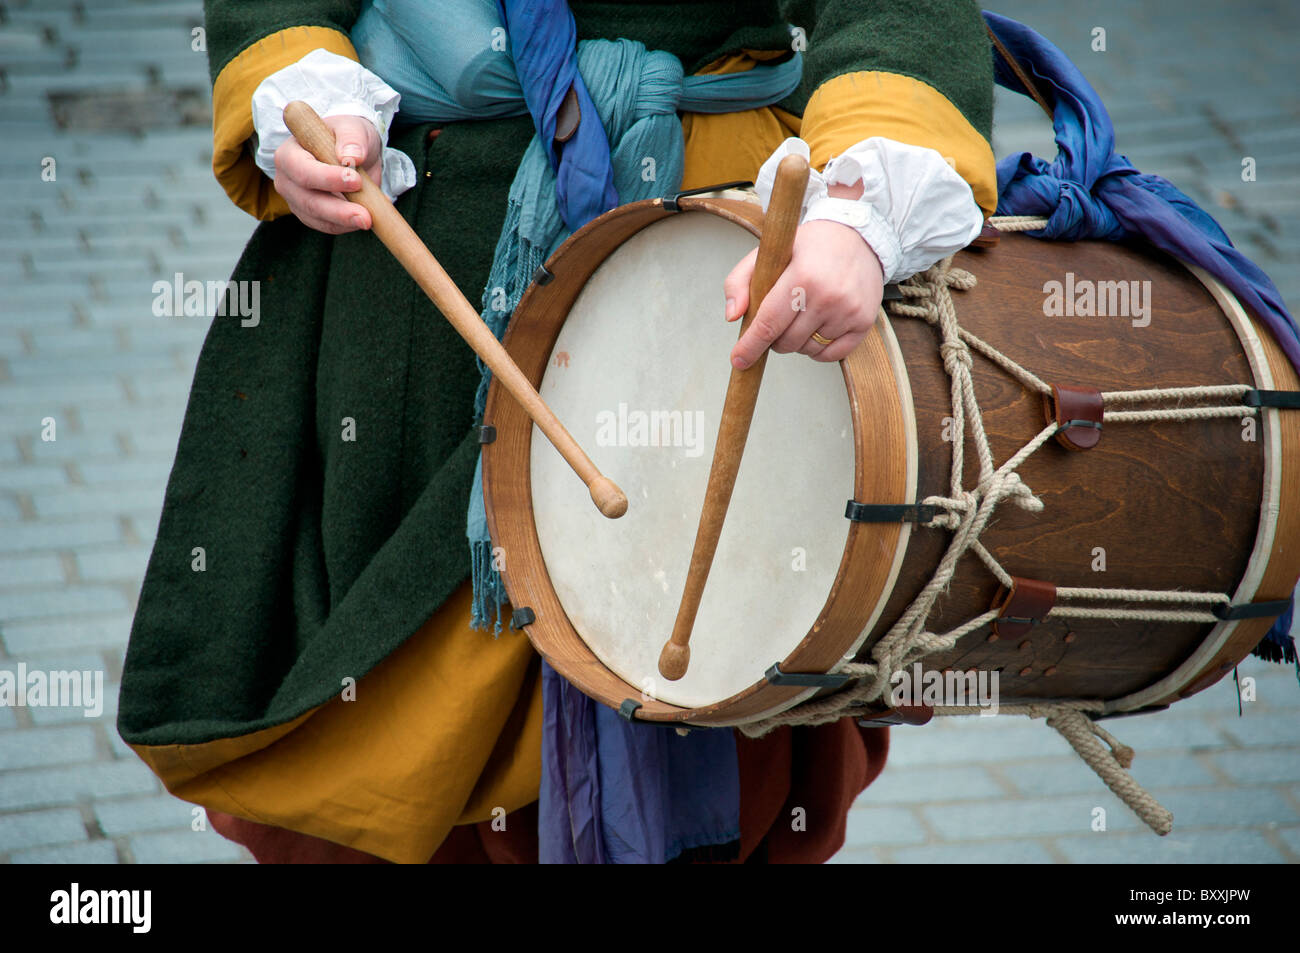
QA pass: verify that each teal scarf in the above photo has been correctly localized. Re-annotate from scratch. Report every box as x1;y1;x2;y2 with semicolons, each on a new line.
351;3;802;629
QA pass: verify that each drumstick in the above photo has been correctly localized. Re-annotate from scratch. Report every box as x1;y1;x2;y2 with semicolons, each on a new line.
282;101;627;519
658;154;810;680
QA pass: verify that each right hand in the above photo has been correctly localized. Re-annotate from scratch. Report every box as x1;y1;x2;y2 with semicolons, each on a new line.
273;114;384;234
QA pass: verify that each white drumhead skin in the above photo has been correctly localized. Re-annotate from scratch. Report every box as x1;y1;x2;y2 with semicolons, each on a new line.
530;213;855;708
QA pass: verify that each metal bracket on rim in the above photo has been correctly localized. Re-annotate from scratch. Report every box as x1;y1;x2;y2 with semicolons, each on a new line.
764;663;854;690
661;180;754;212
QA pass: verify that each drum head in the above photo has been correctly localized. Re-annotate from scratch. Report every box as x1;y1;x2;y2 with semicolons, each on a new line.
485;197;913;724
530;213;854;708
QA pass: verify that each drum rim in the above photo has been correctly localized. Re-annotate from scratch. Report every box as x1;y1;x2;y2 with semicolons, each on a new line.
482;195;915;724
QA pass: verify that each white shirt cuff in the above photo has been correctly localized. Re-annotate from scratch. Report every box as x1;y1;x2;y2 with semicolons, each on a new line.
754;136;983;284
250;48;417;203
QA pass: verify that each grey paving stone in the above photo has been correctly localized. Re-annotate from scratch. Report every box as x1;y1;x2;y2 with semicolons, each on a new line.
2;696;109;732
10;839;120;864
95;794;197;836
1218;711;1300;747
0;377;126;408
123;375;195;402
0;761;157;811
29;681;119;726
25;430;125;462
64;27;204;57
0;308;78;329
75;405;187;439
77;461;173;485
844;805;930;846
0;585;129;621
127;428;182;456
0;649;107;671
881;717;1074;767
1145;786;1299;829
1003;752;1217;797
1088;713;1233;752
1210;748;1300;785
28;328;122;354
920;793;1141;840
31;484;165;519
128;827;247;864
1276;825;1300;858
1244;667;1300;708
0;332;28;358
9;351;180;381
105;728;136;761
1;615;132;655
888;839;1056;864
0;464;67;491
74;547;151;584
855;763;1006;804
4;71;152;98
0;726;97;771
1053;829;1286;864
0;808;87;852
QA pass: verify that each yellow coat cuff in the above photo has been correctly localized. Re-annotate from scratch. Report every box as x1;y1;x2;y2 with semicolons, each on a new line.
212;26;360;220
800;71;998;218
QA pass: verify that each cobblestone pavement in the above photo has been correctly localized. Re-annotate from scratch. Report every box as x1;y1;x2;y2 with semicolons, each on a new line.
0;0;1296;864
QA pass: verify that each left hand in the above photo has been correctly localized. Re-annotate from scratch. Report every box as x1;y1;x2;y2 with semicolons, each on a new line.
724;184;884;368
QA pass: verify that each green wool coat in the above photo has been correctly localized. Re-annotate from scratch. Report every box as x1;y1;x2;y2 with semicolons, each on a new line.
119;0;993;749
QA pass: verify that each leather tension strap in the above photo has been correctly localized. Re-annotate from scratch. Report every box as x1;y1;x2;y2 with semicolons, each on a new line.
992;576;1057;639
1045;383;1104;451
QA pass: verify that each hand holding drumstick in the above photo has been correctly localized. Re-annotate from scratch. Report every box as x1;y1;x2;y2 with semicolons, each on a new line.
658;154;811;681
282;101;627;519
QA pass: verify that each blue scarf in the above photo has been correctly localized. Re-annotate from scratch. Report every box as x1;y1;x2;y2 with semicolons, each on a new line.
983;11;1298;664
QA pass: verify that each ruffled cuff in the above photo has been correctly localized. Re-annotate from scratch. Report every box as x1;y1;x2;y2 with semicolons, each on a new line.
754;136;983;283
250;48;417;203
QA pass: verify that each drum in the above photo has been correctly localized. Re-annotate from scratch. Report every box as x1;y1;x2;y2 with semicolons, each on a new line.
482;192;1300;728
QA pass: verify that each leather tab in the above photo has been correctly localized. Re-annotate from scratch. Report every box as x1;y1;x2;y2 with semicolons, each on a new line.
554;85;581;144
1045;383;1104;450
968;222;1001;248
993;576;1057;639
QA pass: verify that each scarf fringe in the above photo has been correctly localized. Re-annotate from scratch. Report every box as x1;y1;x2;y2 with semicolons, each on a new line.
470;538;508;634
1251;600;1296;667
468;197;551;627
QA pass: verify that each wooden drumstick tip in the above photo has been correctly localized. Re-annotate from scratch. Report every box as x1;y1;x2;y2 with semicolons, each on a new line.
658;641;690;681
589;476;628;519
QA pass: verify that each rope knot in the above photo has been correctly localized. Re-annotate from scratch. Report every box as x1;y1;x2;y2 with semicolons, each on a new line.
1002;471;1045;512
946;267;977;291
1091;721;1136;769
922;492;975;530
940;339;973;372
